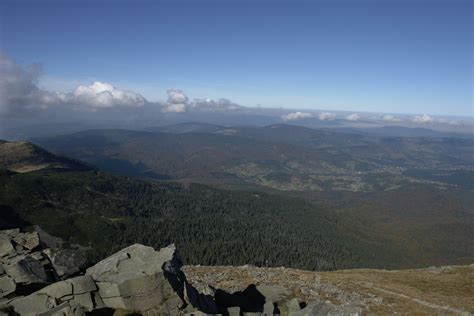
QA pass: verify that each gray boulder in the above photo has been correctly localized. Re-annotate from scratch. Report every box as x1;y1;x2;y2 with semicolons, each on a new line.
0;236;220;315
287;297;305;313
8;293;57;315
7;276;99;315
3;253;53;284
0;235;15;257
12;231;40;251
0;229;40;253
0;229;59;300
38;301;86;316
0;275;15;297
43;248;87;279
86;243;184;312
0;227;93;301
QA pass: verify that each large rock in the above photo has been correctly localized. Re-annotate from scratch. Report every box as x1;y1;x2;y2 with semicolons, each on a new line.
0;227;91;302
0;235;15;257
86;243;183;312
6;276;99;314
43;247;88;279
0;229;40;252
0;234;219;315
12;231;40;251
39;301;86;316
7;292;58;315
0;275;15;297
3;253;53;284
87;243;177;283
0;229;58;300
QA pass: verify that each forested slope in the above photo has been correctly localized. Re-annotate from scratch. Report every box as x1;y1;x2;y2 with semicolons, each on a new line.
1;141;472;271
0;167;405;271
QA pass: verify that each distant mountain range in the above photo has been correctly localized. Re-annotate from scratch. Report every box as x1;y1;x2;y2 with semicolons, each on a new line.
332;125;474;138
33;123;474;192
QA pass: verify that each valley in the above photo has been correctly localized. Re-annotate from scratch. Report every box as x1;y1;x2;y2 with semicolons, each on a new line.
33;124;474;193
1;134;473;272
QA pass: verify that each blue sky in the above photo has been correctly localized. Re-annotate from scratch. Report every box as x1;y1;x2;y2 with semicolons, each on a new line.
1;0;472;116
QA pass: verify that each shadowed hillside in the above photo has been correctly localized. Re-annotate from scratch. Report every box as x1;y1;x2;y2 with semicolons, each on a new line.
1;141;473;271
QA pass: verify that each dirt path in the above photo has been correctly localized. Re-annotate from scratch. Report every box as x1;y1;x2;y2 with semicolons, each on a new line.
363;284;469;315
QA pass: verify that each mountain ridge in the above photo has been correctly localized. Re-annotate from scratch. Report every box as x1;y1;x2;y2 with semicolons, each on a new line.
0;140;90;173
32;126;474;193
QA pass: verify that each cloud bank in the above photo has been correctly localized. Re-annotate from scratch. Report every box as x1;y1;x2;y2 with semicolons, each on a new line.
318;112;336;121
0;54;147;117
0;54;243;119
412;114;434;124
73;82;146;110
382;114;400;122
162;89;244;113
281;111;313;121
0;53;65;117
345;113;360;121
2;53;469;136
191;98;243;111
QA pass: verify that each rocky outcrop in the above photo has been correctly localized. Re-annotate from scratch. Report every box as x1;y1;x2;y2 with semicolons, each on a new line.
0;235;221;316
85;243;184;312
2;228;471;315
0;228;372;315
0;229;55;300
7;275;97;315
0;228;90;302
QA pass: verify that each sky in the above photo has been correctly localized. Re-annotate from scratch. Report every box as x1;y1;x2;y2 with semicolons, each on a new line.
0;0;473;117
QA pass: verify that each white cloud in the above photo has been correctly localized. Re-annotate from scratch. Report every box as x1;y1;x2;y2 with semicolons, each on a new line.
1;54;249;119
162;89;189;113
0;53;147;116
412;114;434;124
281;111;312;121
382;114;400;122
191;98;243;111
72;81;146;109
162;103;187;113
167;89;189;105
0;53;63;117
345;113;360;121
318;112;336;121
162;90;244;113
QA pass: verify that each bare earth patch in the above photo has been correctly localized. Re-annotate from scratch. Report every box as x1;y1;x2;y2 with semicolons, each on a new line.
184;264;474;315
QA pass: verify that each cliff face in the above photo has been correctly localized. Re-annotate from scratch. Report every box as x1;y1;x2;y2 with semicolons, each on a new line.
0;228;472;315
